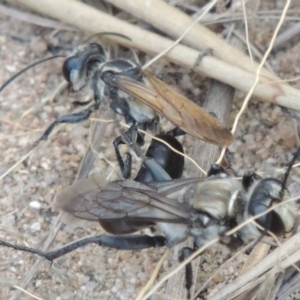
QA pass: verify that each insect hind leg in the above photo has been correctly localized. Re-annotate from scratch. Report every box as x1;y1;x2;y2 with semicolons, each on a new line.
178;246;197;300
0;235;166;262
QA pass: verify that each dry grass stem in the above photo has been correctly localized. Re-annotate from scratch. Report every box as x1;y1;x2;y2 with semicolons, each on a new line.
108;0;273;78
5;0;300;111
142;0;218;69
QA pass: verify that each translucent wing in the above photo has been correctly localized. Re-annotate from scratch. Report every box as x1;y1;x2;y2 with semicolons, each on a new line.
104;71;233;146
55;174;197;224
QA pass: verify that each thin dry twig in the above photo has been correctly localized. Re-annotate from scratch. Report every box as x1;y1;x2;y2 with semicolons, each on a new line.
143;238;219;300
241;0;253;63
165;38;237;297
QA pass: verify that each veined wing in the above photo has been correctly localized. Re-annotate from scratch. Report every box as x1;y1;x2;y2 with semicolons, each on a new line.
55;174;193;224
105;71;233;146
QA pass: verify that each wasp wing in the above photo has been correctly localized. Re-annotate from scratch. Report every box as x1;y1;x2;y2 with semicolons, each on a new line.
106;71;233;146
55;174;194;224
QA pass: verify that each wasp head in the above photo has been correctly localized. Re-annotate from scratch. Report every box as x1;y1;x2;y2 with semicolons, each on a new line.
62;43;106;92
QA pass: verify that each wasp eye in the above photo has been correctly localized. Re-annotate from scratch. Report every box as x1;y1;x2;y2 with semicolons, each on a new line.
62;56;80;83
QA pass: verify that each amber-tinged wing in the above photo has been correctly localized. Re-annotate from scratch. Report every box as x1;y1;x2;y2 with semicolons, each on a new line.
104;71;233;146
55;174;195;224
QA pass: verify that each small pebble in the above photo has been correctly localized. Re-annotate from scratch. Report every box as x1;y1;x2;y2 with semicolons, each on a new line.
30;222;41;232
29;200;41;209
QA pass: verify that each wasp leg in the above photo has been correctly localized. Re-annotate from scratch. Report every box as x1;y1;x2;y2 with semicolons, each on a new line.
33;72;103;148
0;235;166;262
114;127;173;180
178;247;195;300
140;158;172;182
113;135;132;178
207;164;227;177
113;124;142;178
33;107;99;148
242;171;262;191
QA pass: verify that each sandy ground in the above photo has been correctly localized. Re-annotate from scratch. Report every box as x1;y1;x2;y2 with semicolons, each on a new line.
1;1;300;300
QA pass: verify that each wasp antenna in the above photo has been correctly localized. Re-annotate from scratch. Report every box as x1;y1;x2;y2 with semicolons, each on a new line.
281;145;300;193
0;55;64;93
82;32;132;44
